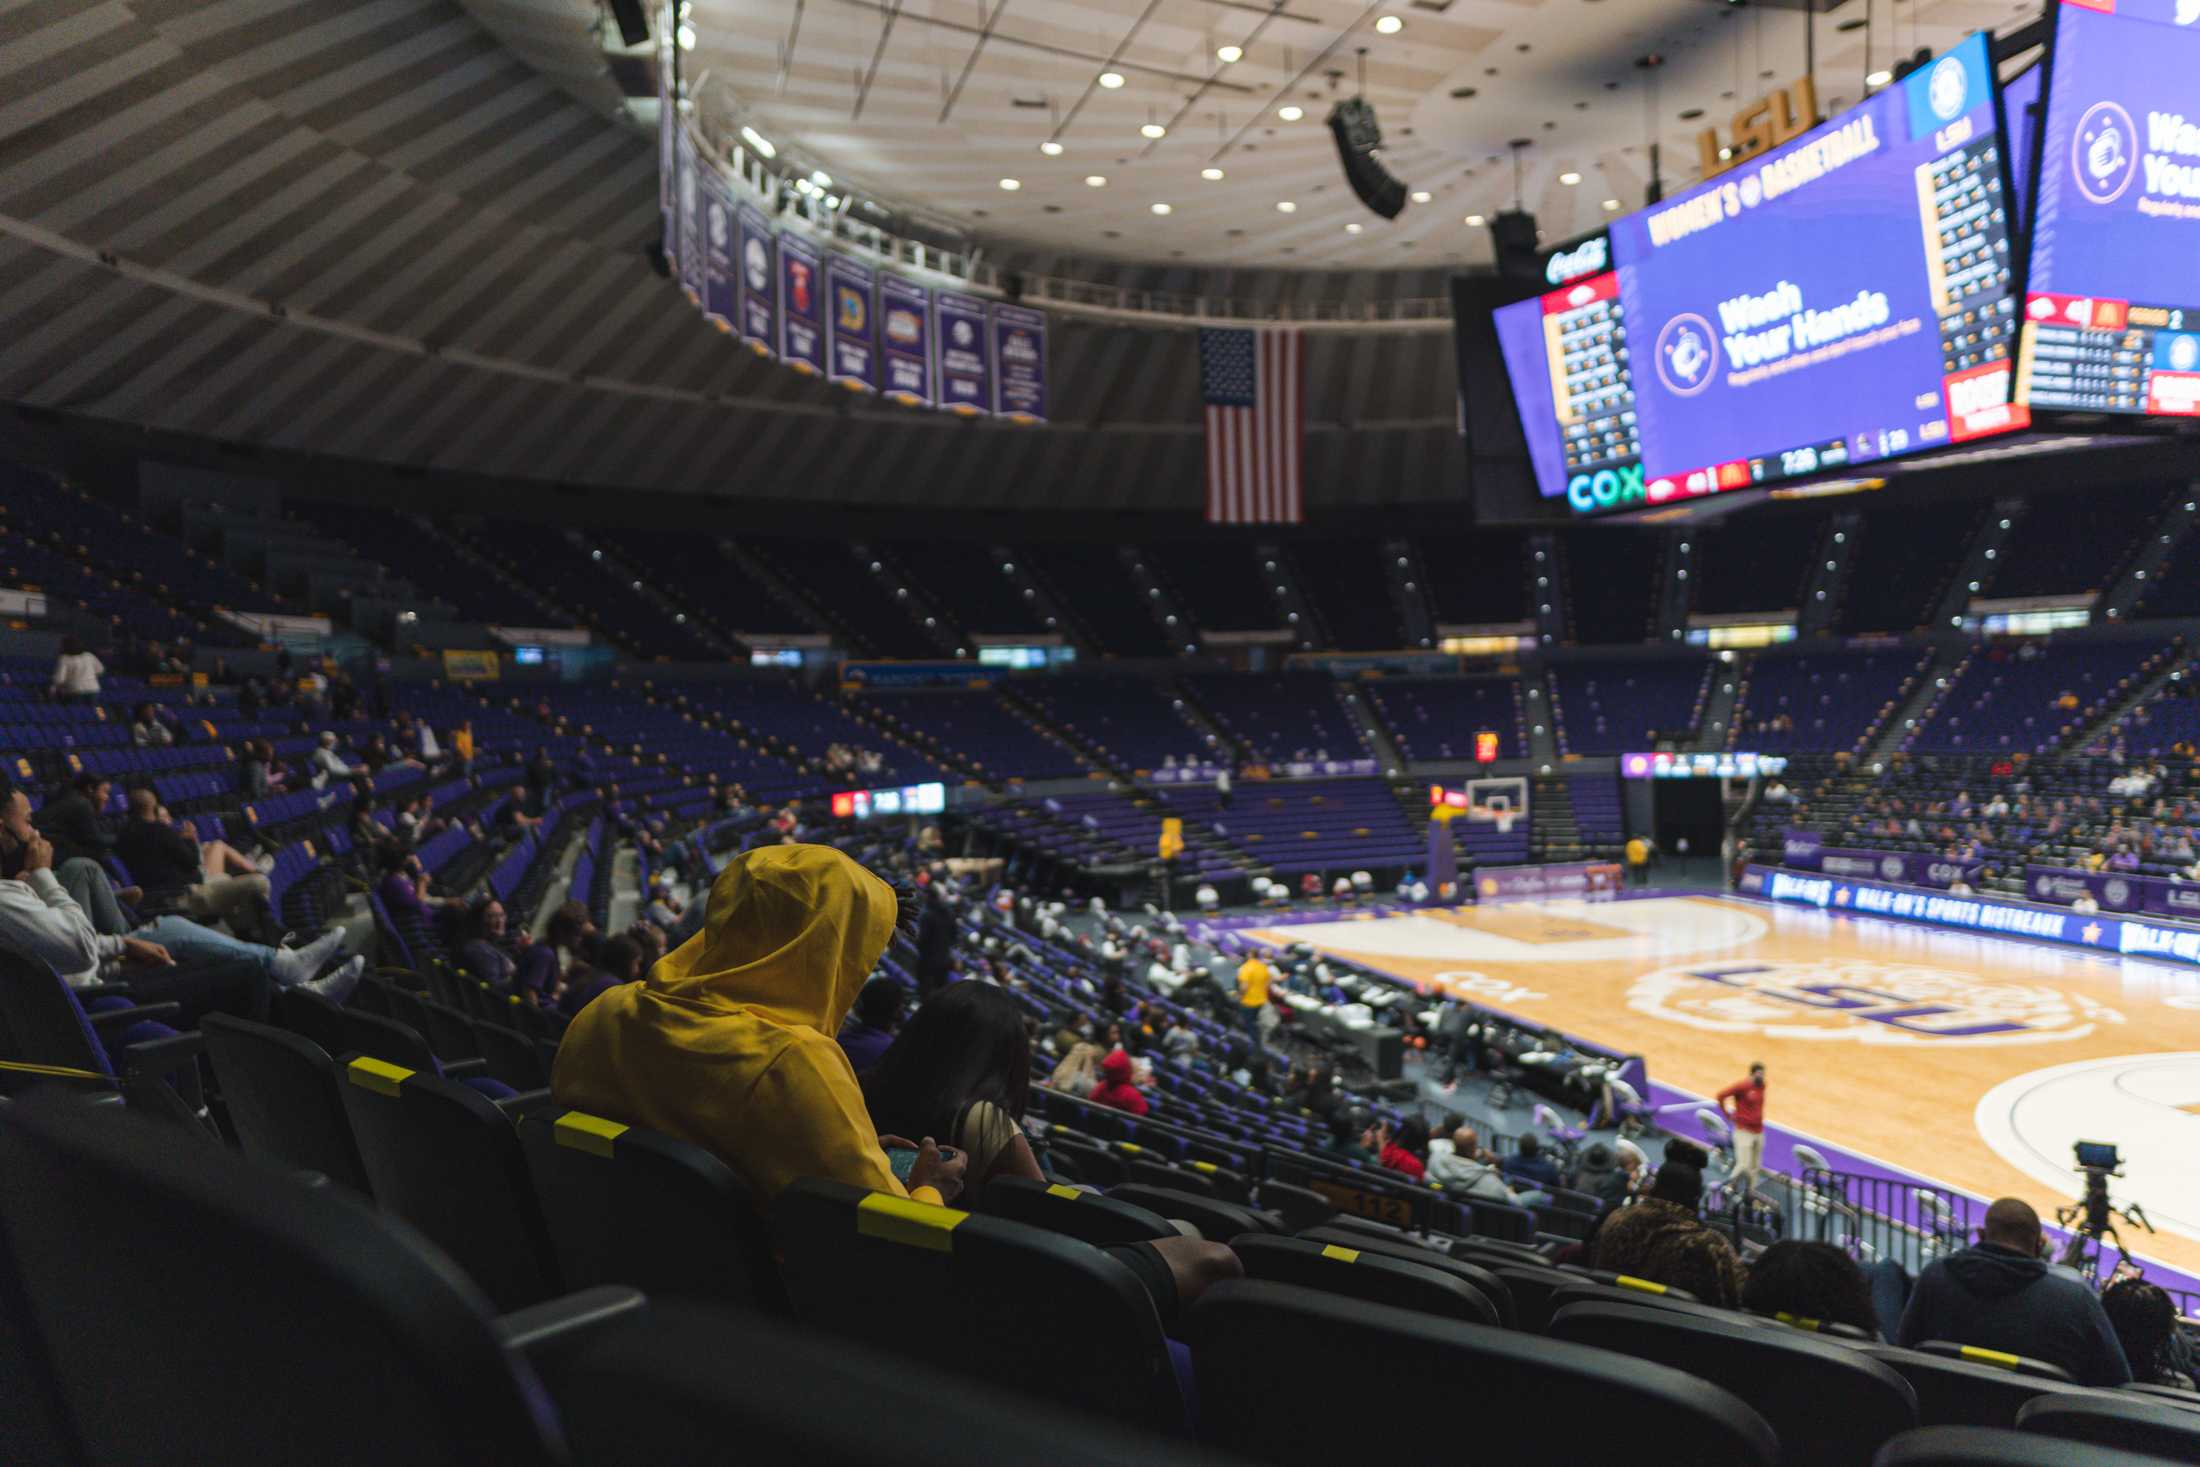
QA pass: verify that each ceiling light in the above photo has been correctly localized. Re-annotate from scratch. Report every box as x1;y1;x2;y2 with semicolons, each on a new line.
1559;171;1582;185
1216;44;1243;63
1464;213;1486;226
1602;197;1621;211
740;126;775;159
1374;14;1403;32
676;23;696;49
1201;166;1225;180
1275;200;1297;213
1345;221;1363;233
1866;68;1893;87
810;170;832;187
1278;104;1304;121
998;177;1021;190
1085;174;1108;187
1410;189;1431;203
1099;71;1126;89
1141;122;1166;138
1039;140;1063;156
793;177;815;195
1151;201;1172;215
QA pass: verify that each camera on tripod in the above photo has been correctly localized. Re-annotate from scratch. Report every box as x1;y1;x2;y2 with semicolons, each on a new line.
2057;1138;2150;1277
2073;1139;2121;1175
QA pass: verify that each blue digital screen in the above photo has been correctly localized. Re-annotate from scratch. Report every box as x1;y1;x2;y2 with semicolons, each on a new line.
2016;0;2200;418
1498;32;2023;515
2002;62;2041;227
513;646;545;666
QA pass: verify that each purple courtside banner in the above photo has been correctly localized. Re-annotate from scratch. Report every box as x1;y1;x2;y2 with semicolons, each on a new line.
992;303;1048;421
878;275;932;405
701;170;736;333
934;290;992;415
778;233;825;376
735;203;777;357
827;255;878;392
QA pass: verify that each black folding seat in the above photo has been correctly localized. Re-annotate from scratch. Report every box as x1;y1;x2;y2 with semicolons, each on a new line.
1468;1256;1593;1332
1181;1157;1252;1202
1107;1183;1282;1240
1447;1232;1556;1267
1863;1343;2093;1428
1257;1178;1338;1229
339;1006;493;1082
2118;1383;2200;1411
515;1106;782;1310
470;1014;551;1090
417;996;483;1061
274;981;352;1056
772;1177;1187;1433
1872;1424;2186;1466
1233;1233;1499;1326
1550;1299;1918;1467
0;952;203;1122
984;1176;1177;1246
1464;1195;1538;1242
1297;1226;1518;1327
1125;1155;1215;1194
200;1013;370;1191
337;1054;561;1310
2016;1392;2200;1457
1182;1280;1778;1467
1546;1276;1717;1324
1046;1132;1127;1185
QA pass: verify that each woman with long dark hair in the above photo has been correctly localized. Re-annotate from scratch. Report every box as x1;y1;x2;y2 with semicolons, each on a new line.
863;982;1043;1192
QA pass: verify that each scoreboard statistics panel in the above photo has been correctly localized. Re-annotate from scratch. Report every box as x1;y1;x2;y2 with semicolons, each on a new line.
1495;31;2024;516
2016;0;2200;419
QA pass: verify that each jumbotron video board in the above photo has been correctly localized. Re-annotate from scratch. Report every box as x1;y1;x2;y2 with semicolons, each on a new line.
1495;32;2025;516
2015;0;2200;419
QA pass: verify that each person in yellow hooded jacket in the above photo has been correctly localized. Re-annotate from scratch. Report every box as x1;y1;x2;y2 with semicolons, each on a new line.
552;842;966;1205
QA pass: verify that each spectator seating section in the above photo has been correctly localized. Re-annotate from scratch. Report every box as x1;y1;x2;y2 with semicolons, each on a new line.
1730;647;1927;753
1550;658;1712;756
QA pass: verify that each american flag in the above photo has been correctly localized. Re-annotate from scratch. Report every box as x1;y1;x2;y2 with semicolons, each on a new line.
1201;326;1303;524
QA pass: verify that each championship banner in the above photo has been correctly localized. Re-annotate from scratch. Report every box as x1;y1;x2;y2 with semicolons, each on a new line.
701;171;736;333
675;129;703;308
736;203;777;356
991;303;1048;422
779;233;826;375
826;255;878;391
878;275;932;406
934;290;992;415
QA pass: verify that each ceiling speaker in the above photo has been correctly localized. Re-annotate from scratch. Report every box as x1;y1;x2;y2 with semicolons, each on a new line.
1327;98;1409;220
607;0;651;48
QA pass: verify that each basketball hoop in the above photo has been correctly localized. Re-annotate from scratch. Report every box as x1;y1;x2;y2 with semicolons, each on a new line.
1466;807;1518;835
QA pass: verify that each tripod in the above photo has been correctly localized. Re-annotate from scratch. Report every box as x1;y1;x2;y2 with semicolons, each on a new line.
2055;1168;2155;1284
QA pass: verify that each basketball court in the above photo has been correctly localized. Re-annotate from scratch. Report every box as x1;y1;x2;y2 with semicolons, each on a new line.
1250;894;2200;1276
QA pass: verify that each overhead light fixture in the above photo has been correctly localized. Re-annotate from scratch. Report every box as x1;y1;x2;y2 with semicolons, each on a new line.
1464;213;1486;226
1374;14;1403;32
1098;71;1125;89
1141;121;1166;138
1039;140;1063;156
1559;171;1582;185
794;177;815;195
998;177;1021;190
1216;44;1243;63
1085;174;1108;187
676;23;696;49
1345;221;1363;233
1602;197;1621;211
1866;68;1892;87
1151;201;1172;214
1410;189;1431;203
1275;200;1297;212
810;170;832;187
740;126;775;159
1278;104;1304;121
1201;166;1225;180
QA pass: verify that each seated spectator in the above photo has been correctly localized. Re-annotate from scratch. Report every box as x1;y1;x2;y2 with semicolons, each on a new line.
1047;1038;1103;1095
864;981;1045;1192
1895;1196;2131;1386
1375;1115;1428;1181
377;847;461;926
1501;1131;1564;1192
1592;1160;1744;1307
456;897;519;989
1742;1240;1882;1337
1;790;359;1020
130;702;174;749
1426;1120;1524;1204
1088;1047;1150;1116
551;843;965;1203
515;900;594;1005
2101;1278;2194;1391
308;732;364;790
49;635;104;704
837;976;906;1075
559;931;641;1018
114;789;272;928
36;772;115;869
1570;1141;1634;1211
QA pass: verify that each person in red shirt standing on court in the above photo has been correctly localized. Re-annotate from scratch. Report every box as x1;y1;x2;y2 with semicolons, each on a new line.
1717;1062;1767;1189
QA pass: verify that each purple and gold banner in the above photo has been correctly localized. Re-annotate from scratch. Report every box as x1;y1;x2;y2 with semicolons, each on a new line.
779;233;825;376
992;303;1048;422
934;290;992;415
878;275;931;405
827;255;877;392
735;203;777;356
674;129;704;307
2026;864;2200;921
1786;842;1982;890
701;170;736;333
1476;861;1623;903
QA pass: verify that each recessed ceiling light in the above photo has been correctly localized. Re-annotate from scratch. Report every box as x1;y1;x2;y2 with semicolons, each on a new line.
1410;189;1431;203
1345;221;1363;233
1559;171;1582;185
1278;104;1304;121
739;126;775;159
810;170;832;187
1099;71;1125;88
1151;201;1172;215
998;177;1021;190
1464;213;1486;226
1216;44;1243;62
1374;14;1403;32
1201;166;1225;180
1865;68;1893;87
1275;200;1297;212
1602;197;1621;210
1141;122;1167;138
1085;174;1108;187
1039;140;1063;156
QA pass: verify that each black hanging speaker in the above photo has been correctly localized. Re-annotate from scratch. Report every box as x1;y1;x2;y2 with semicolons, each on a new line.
607;0;651;47
1327;98;1409;220
1490;210;1542;279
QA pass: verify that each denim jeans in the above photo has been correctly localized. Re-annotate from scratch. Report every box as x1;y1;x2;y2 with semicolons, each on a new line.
117;916;276;1024
59;857;130;936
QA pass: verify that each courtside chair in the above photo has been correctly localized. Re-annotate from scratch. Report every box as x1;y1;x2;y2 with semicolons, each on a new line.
772;1177;1189;1434
200;1013;372;1192
1230;1233;1500;1327
1550;1299;1919;1467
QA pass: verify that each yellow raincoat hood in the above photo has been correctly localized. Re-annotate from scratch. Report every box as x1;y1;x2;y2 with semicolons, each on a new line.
552;843;910;1200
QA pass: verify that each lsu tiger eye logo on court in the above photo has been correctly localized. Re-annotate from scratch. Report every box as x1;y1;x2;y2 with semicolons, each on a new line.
1627;960;2122;1046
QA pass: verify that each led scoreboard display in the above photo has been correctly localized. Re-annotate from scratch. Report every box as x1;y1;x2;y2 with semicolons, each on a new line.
2016;0;2200;419
1495;32;2026;515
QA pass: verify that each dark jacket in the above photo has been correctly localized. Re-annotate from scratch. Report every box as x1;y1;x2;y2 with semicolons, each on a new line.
1896;1243;2132;1387
836;1020;896;1075
114;818;202;895
36;790;110;868
1502;1151;1563;1190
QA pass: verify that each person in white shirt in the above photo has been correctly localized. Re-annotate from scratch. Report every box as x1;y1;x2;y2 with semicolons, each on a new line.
1425;1121;1525;1204
48;636;103;704
308;732;366;790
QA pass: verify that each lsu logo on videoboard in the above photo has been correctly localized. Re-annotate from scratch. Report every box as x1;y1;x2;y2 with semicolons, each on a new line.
2073;100;2141;205
1627;960;2121;1046
1655;313;1721;397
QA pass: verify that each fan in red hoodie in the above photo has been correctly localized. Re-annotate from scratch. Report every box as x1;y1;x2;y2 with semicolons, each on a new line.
1375;1115;1428;1181
1089;1048;1149;1117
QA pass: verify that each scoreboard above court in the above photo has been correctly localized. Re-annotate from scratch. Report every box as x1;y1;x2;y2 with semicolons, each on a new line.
1624;751;1791;780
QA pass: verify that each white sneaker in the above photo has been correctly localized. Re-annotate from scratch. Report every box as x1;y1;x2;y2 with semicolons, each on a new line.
300;956;364;1006
272;928;347;986
254;851;276;875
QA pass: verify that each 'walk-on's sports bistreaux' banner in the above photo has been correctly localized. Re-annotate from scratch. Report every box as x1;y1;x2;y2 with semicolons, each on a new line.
827;255;877;391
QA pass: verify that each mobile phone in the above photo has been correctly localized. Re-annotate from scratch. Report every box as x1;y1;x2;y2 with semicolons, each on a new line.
886;1145;960;1183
